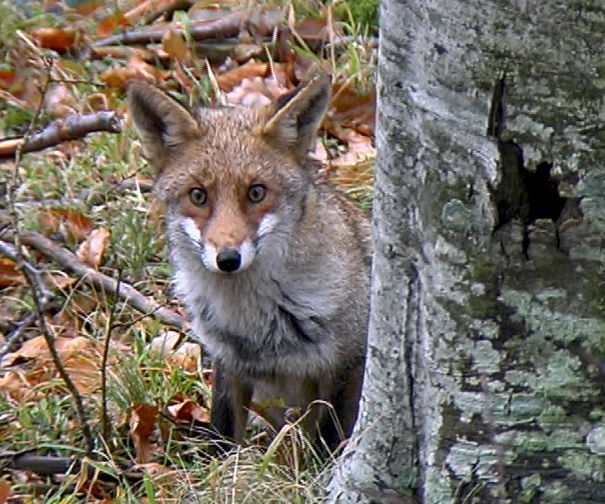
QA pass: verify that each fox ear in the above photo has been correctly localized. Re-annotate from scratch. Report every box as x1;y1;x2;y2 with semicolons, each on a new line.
262;73;330;159
127;80;200;172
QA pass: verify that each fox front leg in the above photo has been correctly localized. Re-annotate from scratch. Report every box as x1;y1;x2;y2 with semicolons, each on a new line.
210;361;253;448
317;358;365;453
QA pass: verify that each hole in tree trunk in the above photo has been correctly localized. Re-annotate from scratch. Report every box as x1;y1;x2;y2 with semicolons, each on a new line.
524;161;566;222
486;75;575;231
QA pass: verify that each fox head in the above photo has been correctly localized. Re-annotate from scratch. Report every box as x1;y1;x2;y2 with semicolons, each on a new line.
127;75;330;274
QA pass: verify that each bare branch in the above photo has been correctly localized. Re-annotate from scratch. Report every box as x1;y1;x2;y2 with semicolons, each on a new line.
0;238;95;457
141;0;194;25
0;111;122;158
0;231;188;332
92;10;254;47
101;269;122;445
7;453;79;476
0;312;36;360
4;58;95;458
0;240;52;361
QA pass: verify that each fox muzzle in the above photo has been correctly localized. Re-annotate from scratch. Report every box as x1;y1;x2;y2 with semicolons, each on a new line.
216;248;242;273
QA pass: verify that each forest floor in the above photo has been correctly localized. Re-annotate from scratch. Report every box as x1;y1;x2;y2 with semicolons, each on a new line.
0;0;376;502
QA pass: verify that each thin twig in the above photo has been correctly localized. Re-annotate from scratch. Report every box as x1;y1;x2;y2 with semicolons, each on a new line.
5;57;95;458
101;269;122;444
0;242;53;301
140;0;194;25
0;240;53;361
4;451;146;484
49;78;105;86
23;264;95;457
0;313;36;360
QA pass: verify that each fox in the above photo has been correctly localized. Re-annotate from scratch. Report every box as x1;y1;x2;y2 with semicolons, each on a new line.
126;74;371;452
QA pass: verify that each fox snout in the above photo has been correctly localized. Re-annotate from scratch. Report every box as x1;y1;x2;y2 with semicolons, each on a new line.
215;248;241;272
201;241;256;274
182;216;256;274
182;210;281;274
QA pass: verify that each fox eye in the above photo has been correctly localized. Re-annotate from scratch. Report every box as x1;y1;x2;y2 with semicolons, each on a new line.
247;184;267;203
189;187;208;207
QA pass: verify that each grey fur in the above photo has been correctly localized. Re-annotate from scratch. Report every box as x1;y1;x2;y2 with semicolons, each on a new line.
127;76;371;450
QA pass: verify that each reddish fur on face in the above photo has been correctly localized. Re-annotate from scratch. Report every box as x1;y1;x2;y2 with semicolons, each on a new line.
179;175;277;250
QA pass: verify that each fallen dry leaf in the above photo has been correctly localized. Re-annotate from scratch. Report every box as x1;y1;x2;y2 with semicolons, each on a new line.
0;258;24;287
162;30;189;61
225;77;273;107
329;83;376;137
224;70;291;107
169;343;201;372
38;208;95;246
148;332;200;372
309;139;328;163
7;334;50;360
131;403;159;464
100;57;165;90
44;83;77;117
47;274;78;291
295;17;332;43
216;61;268;93
168;399;210;423
29;27;80;52
77;227;110;268
329;130;376;167
0;371;27;400
0;70;18;91
0;477;11;504
71;0;105;16
0;336;101;398
91;46;155;62
148;331;181;354
97;13;130;39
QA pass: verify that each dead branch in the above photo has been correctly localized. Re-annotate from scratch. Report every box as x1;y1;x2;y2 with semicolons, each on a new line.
0;111;122;158
92;9;255;47
91;35;376;66
101;270;122;444
6;453;79;476
141;0;194;25
0;238;95;457
2;59;95;458
91;45;155;61
0;312;36;359
0;231;188;332
80;178;155;203
4;452;151;486
0;240;53;361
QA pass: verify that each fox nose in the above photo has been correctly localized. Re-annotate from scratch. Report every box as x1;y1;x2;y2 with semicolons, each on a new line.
216;248;241;272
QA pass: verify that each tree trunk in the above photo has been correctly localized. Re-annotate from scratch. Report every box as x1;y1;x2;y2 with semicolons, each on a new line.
328;1;605;503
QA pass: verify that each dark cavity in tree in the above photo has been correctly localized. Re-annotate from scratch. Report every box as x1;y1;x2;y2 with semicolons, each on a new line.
486;75;577;244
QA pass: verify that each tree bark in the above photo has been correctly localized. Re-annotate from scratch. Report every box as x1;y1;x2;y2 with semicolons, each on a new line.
328;1;605;503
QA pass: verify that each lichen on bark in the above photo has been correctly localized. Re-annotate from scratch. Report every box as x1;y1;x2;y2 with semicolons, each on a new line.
328;1;605;503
